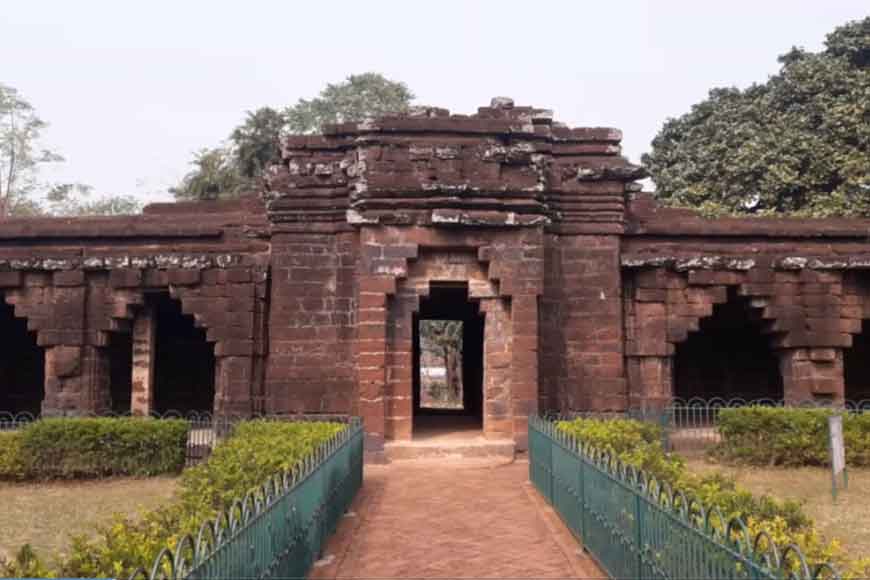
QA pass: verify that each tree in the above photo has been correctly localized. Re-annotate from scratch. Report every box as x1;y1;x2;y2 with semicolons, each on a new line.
0;84;142;218
172;72;414;201
643;17;870;217
230;107;286;179
419;320;464;404
285;72;414;134
170;148;248;201
44;183;143;217
0;84;62;218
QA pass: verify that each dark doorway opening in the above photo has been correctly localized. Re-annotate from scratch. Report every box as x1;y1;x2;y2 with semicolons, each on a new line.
845;320;870;402
674;290;783;402
108;332;133;414
0;300;44;415
412;283;484;437
150;293;216;414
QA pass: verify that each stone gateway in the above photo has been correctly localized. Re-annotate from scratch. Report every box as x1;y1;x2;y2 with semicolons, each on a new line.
2;98;869;453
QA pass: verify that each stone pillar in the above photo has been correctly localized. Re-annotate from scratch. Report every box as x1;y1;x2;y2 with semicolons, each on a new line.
356;276;394;455
510;294;538;451
779;348;845;404
131;306;155;416
626;356;672;409
214;355;254;416
43;345;110;415
385;294;415;440
480;297;512;439
625;298;673;409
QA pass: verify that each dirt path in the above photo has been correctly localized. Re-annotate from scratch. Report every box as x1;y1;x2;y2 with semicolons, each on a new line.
312;458;603;579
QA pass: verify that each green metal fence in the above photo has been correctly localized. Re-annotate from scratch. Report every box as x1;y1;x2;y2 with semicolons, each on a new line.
528;415;839;580
130;417;364;580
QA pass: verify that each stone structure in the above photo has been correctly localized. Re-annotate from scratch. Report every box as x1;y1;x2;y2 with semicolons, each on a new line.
3;98;870;453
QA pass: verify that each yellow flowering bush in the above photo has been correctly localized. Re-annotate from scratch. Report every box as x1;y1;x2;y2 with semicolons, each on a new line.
555;416;864;575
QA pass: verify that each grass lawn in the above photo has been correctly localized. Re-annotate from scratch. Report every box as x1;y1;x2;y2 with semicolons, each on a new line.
0;477;178;564
685;458;870;557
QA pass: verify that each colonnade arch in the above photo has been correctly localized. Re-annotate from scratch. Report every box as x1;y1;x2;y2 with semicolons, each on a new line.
0;297;45;415
673;290;784;401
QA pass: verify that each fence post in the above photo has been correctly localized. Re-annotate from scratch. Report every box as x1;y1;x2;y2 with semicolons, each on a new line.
579;445;586;540
659;406;672;452
548;426;555;504
635;489;644;578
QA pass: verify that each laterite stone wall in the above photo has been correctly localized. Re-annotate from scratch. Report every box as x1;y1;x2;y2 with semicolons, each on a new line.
3;98;870;453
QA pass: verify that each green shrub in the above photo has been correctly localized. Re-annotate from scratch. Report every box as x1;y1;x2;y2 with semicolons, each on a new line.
555;417;809;530
179;420;345;519
17;417;190;479
679;472;810;530
713;407;870;467
0;544;54;579
556;417;686;484
552;416;865;573
55;420;345;579
0;431;25;480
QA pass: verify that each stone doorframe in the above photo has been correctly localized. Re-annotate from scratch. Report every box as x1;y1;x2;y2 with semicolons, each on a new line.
356;226;543;453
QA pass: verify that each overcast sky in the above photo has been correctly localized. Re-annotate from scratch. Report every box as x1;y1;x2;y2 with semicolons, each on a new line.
3;1;868;203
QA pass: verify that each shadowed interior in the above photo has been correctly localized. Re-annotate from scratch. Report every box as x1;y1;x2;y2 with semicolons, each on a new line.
0;299;45;415
845;320;870;402
108;332;133;413
151;293;216;414
412;283;484;435
674;291;783;401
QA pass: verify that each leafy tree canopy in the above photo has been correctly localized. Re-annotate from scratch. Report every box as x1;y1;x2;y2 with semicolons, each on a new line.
285;72;414;134
170;147;248;202
643;17;870;217
0;83;141;218
45;183;142;217
172;73;414;201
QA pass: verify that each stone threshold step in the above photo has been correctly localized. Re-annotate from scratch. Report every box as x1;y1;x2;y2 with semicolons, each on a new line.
384;438;516;461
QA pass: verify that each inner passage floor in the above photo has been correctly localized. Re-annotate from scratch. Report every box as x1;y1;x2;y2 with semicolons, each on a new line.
312;459;603;579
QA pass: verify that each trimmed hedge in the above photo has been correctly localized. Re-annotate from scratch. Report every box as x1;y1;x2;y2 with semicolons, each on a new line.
554;416;870;577
0;417;190;480
46;420;345;579
180;420;345;518
555;417;808;529
713;407;870;467
0;431;25;480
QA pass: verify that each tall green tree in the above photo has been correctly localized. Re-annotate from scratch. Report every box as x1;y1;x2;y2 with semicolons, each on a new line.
44;183;143;217
0;84;142;218
0;84;62;218
643;17;870;217
170;148;247;201
230;107;286;179
285;72;414;134
173;73;414;201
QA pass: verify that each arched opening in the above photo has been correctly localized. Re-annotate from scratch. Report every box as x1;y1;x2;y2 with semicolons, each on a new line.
412;283;484;437
150;293;215;414
844;320;870;402
0;299;45;414
674;290;783;401
108;332;133;414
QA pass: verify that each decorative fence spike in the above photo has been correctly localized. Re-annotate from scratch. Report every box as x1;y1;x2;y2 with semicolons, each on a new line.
129;418;364;580
530;414;840;580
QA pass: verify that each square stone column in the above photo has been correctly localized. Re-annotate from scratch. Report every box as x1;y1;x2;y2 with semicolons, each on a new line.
779;348;845;404
480;297;512;439
356;276;394;455
214;355;255;416
43;345;110;416
131;305;155;416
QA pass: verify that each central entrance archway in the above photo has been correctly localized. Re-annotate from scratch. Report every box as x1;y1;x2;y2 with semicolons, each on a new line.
412;283;484;437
